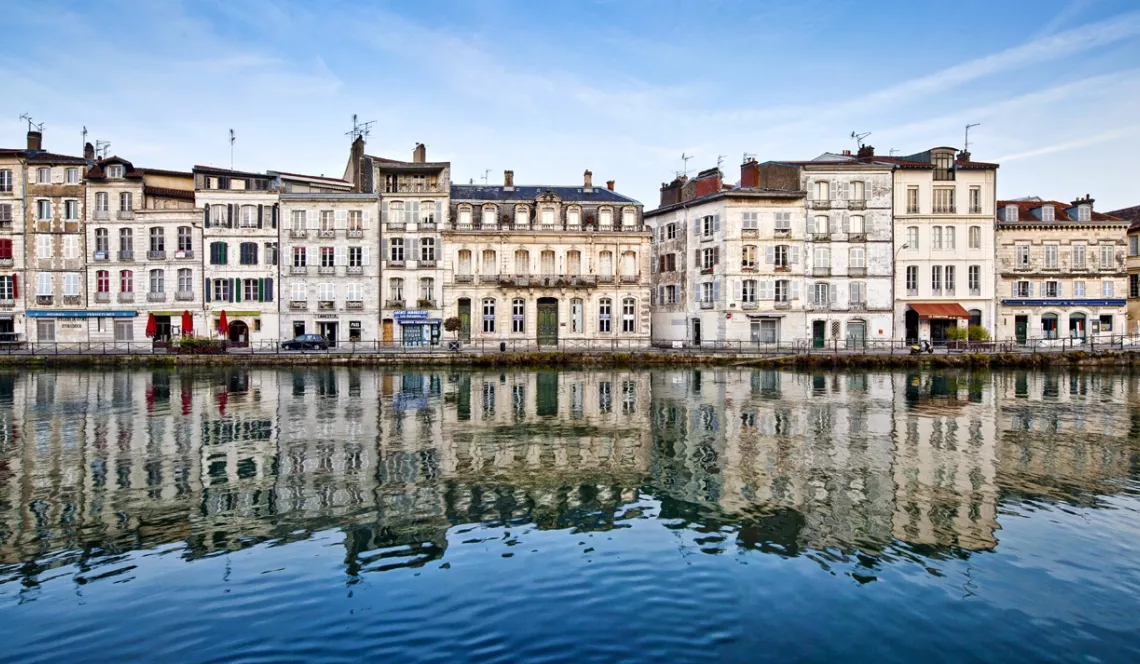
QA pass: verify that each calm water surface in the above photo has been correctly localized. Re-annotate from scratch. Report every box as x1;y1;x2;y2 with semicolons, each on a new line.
0;367;1138;663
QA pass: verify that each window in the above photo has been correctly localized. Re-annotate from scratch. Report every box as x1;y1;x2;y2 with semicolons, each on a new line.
458;207;472;228
1014;281;1030;298
1131;236;1139;257
599;208;613;229
931;226;942;250
969;225;981;249
570;299;583;332
905;265;918;294
108;164;123;179
969;187;981;213
389;277;404;302
292;246;307;267
36;199;51;220
62;235;78;259
420;202;435;226
390;238;404;262
515;250;529;275
1016;245;1030;269
37;234;52;258
774;245;790;268
813;247;830;268
702;215;715;237
420;277;434;302
317;282;335;302
542;207;556;229
37;320;56;342
211;204;228;226
37;167;51;184
515;206;529;228
345;209;363;231
814;180;830;201
813;282;830;306
569;250;583;275
346;283;362;302
482;299;496;332
482;207;496;228
37;272;52;296
906;226;918;250
1103;280;1114;297
851;181;864;201
63;273;79;297
742;212;758;230
178;269;192;293
933;188;954;213
621;208;635;228
150;269;165;294
1100;314;1114;332
64;200;78;220
598;298;612;333
244;279;260;301
290;282;306;302
906;187;919;213
541;250;555;275
945;226;955;250
291;210;306;230
178;226;192;252
850;247;865;268
209;243;228;266
1100;244;1115;270
774;212;791;231
0;239;10;259
144;228;163;255
120;270;134;293
849;281;866;304
741;280;757;303
701;247;715;271
848;215;864;234
482;250;496;274
622;298;636;332
421;237;436;261
0;203;10;224
1132;274;1140;299
1078;205;1091;222
1074;281;1086;297
511;299;525;333
96;270;109;293
813;215;829;235
1004;205;1019;222
214;279;232;301
1044;280;1059;298
114;320;133;342
1044;245;1058;269
349;246;363;267
775;280;790;302
666;222;677;239
120;192;132;212
320;246;334;268
0;170;10;193
969;265;981;294
265;243;278;265
931;265;942;292
742;245;757;269
1041;205;1055;222
317;210;334;232
945;265;955;293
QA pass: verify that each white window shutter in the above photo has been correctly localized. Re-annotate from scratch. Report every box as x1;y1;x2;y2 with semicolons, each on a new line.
734;280;742;302
830;284;837;303
713;280;720;303
713;214;721;233
1030;282;1036;297
694;285;700;303
362;247;370;266
306;209;317;230
1057;282;1063;297
765;246;774;264
335;210;347;229
410;238;419;260
791;280;800;300
380;202;388;225
693;219;699;236
791;247;800;264
335;246;346;266
362;210;371;229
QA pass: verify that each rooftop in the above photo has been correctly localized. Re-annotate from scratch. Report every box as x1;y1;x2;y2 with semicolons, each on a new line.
451;184;640;205
997;199;1123;225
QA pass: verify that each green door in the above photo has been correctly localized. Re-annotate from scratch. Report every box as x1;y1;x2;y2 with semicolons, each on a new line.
458;299;471;341
812;320;826;348
537;298;558;347
1015;316;1028;345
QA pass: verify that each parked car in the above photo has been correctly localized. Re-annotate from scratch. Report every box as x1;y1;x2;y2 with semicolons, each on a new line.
281;334;329;350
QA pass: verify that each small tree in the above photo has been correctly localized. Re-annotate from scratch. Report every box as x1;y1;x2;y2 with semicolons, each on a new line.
444;316;462;339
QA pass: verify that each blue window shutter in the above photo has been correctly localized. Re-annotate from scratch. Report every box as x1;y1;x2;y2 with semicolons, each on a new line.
265;278;273;302
204;204;210;228
257;204;263;228
205;278;211;302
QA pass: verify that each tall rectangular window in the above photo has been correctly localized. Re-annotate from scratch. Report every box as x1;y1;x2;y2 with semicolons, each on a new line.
969;187;981;213
1101;244;1115;270
969;226;981;249
906;187;919;214
512;299;525;333
931;265;942;292
968;265;981;294
482;299;495;333
905;265;918;293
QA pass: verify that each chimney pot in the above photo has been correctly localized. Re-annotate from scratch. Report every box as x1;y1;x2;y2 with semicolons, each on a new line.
842;150;851;156
412;142;426;164
857;145;875;161
26;130;42;152
504;170;514;190
740;159;760;189
583;169;593;192
84;142;95;161
606;180;614;191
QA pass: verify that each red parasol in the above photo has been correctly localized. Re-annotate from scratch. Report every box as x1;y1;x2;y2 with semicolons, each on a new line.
144;312;157;338
217;310;228;337
181;310;193;336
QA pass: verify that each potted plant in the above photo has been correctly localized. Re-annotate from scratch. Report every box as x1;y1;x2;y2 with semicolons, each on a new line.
444;316;462;351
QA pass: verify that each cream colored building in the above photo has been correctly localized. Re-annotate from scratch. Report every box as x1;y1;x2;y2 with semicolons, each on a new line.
1109;205;1140;333
996;197;1127;342
888;147;998;342
85;157;200;342
443;170;650;348
0;145;26;342
276;172;379;344
194;166;280;346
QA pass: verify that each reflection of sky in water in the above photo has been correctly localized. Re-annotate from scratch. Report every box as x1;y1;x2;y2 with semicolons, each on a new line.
0;368;1138;663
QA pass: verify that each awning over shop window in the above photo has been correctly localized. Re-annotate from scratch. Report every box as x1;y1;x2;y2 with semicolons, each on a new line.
909;303;971;320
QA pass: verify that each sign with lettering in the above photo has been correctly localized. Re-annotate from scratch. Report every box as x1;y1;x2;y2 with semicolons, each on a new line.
394;310;428;321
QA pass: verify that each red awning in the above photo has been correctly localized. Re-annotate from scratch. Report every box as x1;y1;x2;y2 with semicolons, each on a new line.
909;303;971;320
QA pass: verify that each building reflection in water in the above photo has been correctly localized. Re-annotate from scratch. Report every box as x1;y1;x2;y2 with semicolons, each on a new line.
0;367;1137;587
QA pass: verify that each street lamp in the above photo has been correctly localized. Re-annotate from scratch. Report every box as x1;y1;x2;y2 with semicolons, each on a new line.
891;242;909;350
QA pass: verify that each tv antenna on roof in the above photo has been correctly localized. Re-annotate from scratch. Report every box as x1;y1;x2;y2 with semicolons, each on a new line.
346;113;374;142
19;113;43;133
716;154;726;170
889;148;899;156
850;131;871;148
743;152;757;163
964;123;981;153
95;140;111;159
481;169;490;185
679;152;692;178
82;126;88;155
229;129;236;170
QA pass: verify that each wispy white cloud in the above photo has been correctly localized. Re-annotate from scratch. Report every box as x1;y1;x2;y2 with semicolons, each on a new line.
995;125;1140;162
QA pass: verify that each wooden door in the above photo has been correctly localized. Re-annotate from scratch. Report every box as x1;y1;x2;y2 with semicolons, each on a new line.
537;298;558;347
458;299;471;341
382;319;393;343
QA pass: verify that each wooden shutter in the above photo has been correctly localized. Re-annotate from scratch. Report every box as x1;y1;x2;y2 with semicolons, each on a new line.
257;205;264;228
362;210;370;230
791;247;800;264
733;280;741;302
335;210;347;230
265;278;273;302
765;246;774;264
712;280;720;303
10;274;16;299
381;201;389;224
713;214;720;233
272;204;278;229
361;247;369;266
335;246;346;266
204;204;210;228
205;277;211;302
713;247;719;265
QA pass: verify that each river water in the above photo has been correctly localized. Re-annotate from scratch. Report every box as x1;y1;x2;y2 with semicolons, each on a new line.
0;367;1138;663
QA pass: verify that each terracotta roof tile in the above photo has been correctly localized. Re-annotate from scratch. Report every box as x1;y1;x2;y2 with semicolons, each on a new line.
997;199;1123;224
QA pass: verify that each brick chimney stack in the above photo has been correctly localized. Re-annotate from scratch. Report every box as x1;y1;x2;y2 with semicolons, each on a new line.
26;130;42;152
606;180;615;191
84;142;95;161
857;144;875;161
1073;194;1095;209
659;176;687;208
583;169;593;193
504;170;514;191
412;142;426;163
692;168;722;199
740;157;760;189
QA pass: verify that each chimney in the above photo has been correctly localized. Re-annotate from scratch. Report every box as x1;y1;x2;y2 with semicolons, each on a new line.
583;169;593;193
842;150;851;157
84;142;95;161
348;134;366;192
692;167;722;199
504;170;514;191
1073;194;1095;209
958;150;971;163
857;144;875;161
659;176;686;208
412;142;426;164
606;180;614;191
740;157;759;189
26;130;42;152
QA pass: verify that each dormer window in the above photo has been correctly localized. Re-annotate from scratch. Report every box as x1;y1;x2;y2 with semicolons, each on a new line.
1041;205;1054;222
1004;204;1019;222
108;164;124;179
932;149;955;181
1078;204;1091;222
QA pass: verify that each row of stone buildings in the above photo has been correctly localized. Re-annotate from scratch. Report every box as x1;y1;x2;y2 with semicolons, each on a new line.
0;126;1135;346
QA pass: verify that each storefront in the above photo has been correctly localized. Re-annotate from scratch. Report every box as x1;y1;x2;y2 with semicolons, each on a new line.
905;303;971;343
209;310;263;346
393;310;441;347
28;310;137;343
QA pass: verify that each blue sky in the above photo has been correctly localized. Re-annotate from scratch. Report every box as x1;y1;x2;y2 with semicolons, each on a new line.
3;0;1140;210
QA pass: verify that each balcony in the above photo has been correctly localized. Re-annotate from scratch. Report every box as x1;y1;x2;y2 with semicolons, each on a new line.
0;258;11;268
906;288;919;296
318;229;335;238
810;200;832;210
848;200;867;211
290;265;308;275
347;229;364;238
774;227;791;236
479;275;498;284
387;259;405;269
620;274;639;284
91;250;108;262
847;233;866;243
969;288;981;296
35;295;53;306
775;265;791;273
742;228;758;238
118;251;134;261
318;300;335;311
93;210;109;220
63;295;81;305
148;250;166;260
741;264;757;272
176;290;194;301
117;210;134;220
417;299;437;309
419;221;437;231
387;222;406;232
699;301;715;310
812;267;831;277
346;265;363;274
597;275;615;283
95;292;110;303
118;292;135;303
741;301;759;310
289;229;307;238
969;206;982;214
933;205;956;214
385;299;405;309
850;302;867;312
346;300;363;310
848;267;866;277
774;300;791;310
147;292;166;302
419;259;437;268
455;274;473;283
811;233;830;242
906;206;920;214
1014;262;1030;272
318;266;336;275
568;275;597;287
289;300;307;310
0;299;13;309
175;250;194;259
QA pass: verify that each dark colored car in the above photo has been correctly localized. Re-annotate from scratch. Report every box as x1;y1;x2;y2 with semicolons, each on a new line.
281;334;329;350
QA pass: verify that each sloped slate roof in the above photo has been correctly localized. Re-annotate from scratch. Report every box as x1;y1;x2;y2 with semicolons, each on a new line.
998;199;1124;224
450;184;640;205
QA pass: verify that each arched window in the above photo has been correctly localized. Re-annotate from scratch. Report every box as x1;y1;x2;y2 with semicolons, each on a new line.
512;298;525;333
119;270;133;293
848;214;864;234
240;205;257;228
457;205;472;228
457;249;472;276
540;206;556;229
482;249;496;274
622;208;636;228
515;205;529;229
420;200;436;225
622;298;636;332
1041;313;1058;339
95;192;109;213
177;226;192;253
149;227;165;254
621;251;637;279
567;206;581;228
119;227;133;254
969;225;982;249
419;277;435;303
599;251;613;278
906;226;919;250
598;298;613;333
599;207;613;230
482;299;496;333
540;250;555;275
177;268;192;295
945;226;956;250
813;215;829;235
482;205;497;229
514;250;529;275
567;250;581;275
389;277;404;303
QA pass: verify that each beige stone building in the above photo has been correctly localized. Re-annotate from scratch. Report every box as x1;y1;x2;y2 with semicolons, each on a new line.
442;170;650;348
276;171;379;344
1108;204;1140;333
995;196;1127;342
0;145;26;342
85;156;199;343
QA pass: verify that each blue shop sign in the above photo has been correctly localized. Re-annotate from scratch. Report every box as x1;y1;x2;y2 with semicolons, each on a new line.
27;310;137;318
394;310;428;321
1002;299;1126;307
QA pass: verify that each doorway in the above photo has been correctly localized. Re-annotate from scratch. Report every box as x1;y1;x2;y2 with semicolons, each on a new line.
402;324;422;346
382;319;394;343
812;320;826;348
293;321;306;338
537;297;558;347
930;320;952;343
228;320;249;345
846;321;866;349
1069;313;1087;339
458;299;471;341
692;318;701;346
905;308;920;343
318;321;338;347
154;316;172;343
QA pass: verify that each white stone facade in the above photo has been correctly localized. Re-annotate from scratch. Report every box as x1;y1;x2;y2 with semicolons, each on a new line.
0;151;26;342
